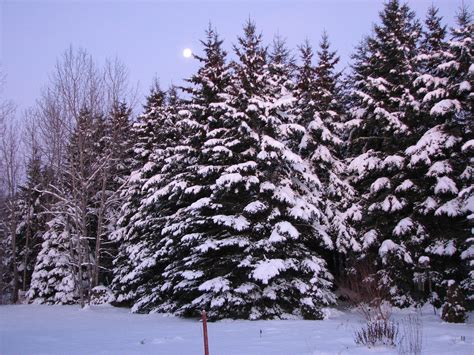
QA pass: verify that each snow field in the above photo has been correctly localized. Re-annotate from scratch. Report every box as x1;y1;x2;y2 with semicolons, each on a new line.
1;304;473;355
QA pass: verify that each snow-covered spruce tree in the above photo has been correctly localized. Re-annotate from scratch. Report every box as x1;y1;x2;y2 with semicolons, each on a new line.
313;31;345;136
0;189;9;303
417;6;448;76
107;101;134;189
0;195;10;303
27;206;78;304
155;21;333;320
294;35;359;279
442;282;467;323
405;7;473;310
448;11;474;313
267;35;295;98
228;22;334;319
270;37;303;153
131;80;167;168
412;5;450;134
124;106;198;312
1;197;18;302
13;148;51;294
111;83;166;306
128;26;239;316
346;0;422;306
404;5;451;304
111;85;185;308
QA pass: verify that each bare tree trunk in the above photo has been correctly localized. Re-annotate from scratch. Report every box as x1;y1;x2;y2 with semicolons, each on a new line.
68;132;86;309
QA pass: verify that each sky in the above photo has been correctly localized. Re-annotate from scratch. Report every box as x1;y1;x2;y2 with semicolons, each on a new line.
1;0;464;115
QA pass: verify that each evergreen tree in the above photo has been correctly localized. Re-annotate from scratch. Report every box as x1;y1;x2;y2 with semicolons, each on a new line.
227;21;333;319
347;0;421;306
418;6;448;72
0;190;10;303
294;34;359;278
400;5;451;304
107;101;134;187
111;85;185;308
14;148;50;293
121;22;334;320
27;209;78;304
413;5;450;132
267;35;295;98
314;31;344;130
405;6;473;309
134;26;237;316
124;84;197;312
2;193;22;303
132;80;167;167
164;21;333;320
442;282;467;323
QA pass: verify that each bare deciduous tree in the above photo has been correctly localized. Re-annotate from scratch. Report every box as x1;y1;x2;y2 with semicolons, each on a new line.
36;46;104;175
0;70;16;184
1;122;22;303
103;57;139;113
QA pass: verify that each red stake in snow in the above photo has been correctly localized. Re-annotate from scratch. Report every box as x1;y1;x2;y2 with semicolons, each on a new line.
202;310;210;355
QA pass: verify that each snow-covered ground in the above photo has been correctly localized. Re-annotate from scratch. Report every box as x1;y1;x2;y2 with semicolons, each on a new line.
0;304;472;355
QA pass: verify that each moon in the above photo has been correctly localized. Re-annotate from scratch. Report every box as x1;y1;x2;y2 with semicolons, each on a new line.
183;48;192;58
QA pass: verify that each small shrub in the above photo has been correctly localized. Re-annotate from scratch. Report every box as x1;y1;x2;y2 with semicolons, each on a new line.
441;283;467;323
339;261;392;322
90;285;116;305
354;320;399;347
397;312;423;355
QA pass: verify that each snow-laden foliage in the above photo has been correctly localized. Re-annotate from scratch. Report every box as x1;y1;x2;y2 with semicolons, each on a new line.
347;0;422;306
404;6;473;307
294;35;359;264
111;85;184;307
27;212;78;305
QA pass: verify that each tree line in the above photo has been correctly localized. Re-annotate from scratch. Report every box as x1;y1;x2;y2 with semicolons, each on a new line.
0;0;472;323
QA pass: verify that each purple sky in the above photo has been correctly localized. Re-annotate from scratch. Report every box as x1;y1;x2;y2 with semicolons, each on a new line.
2;0;461;114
